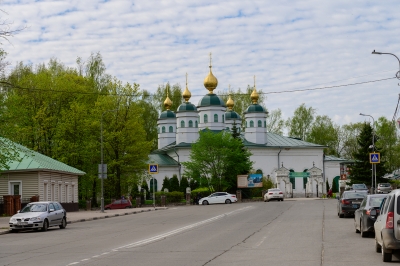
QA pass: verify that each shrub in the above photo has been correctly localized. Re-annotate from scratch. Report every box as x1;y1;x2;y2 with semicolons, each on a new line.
154;191;184;204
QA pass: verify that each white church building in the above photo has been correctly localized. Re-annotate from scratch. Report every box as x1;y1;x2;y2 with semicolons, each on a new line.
148;60;343;198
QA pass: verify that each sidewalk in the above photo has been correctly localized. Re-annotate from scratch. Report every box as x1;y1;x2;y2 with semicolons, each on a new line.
0;206;167;235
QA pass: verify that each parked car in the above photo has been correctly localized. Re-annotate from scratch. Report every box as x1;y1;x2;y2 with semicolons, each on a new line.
351;184;369;192
373;189;400;262
264;188;284;202
377;183;392;194
9;201;67;232
354;194;387;237
337;190;368;218
198;192;237;205
104;199;132;210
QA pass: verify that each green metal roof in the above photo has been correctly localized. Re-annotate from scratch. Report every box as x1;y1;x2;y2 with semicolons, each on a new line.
148;154;179;166
177;102;197;112
225;111;241;120
324;155;353;163
198;94;226;107
244;104;266;113
159;110;176;119
0;139;85;175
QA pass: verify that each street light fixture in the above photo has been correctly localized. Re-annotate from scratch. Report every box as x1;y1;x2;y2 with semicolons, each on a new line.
360;113;376;193
100;109;118;213
372;50;400;84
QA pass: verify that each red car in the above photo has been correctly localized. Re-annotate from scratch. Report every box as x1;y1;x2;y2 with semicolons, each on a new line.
104;199;132;210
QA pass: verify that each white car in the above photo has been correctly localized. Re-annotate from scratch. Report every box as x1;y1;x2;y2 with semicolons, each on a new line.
264;188;284;202
9;201;67;232
199;192;237;205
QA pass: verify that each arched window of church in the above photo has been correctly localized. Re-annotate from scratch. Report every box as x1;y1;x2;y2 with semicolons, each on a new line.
250;120;254;127
195;121;198;128
189;120;193;127
169;126;173;133
181;120;185;128
258;120;262;127
204;114;208;123
214;114;218;122
162;126;166;133
222;115;225;123
157;127;159;133
245;121;247;127
264;121;266;128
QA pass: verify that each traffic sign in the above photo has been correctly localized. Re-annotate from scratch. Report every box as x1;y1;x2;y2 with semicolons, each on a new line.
370;153;380;164
148;164;159;174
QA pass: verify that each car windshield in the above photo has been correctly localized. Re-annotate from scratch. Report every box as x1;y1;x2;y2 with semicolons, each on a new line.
20;204;48;213
268;189;281;192
369;197;386;207
379;183;391;187
344;192;367;199
352;184;367;189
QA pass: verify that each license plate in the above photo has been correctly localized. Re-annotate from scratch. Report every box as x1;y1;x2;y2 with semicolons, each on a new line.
353;204;359;209
17;222;28;225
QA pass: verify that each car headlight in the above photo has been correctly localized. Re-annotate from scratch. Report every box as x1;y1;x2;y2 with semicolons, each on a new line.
30;217;41;221
10;218;16;223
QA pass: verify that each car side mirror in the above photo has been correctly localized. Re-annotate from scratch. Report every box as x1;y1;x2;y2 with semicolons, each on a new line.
17;210;20;213
49;208;55;212
336;196;340;200
370;209;378;216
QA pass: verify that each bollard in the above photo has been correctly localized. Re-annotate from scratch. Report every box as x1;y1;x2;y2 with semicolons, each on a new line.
161;195;166;207
236;190;242;203
136;197;141;208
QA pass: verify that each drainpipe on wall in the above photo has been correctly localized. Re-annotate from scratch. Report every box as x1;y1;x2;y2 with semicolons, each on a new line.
174;147;181;181
322;153;326;195
277;146;282;168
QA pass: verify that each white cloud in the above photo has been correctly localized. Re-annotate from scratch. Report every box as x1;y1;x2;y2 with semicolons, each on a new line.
2;0;400;127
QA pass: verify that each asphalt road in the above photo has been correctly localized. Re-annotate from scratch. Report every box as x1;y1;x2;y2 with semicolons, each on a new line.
0;199;397;266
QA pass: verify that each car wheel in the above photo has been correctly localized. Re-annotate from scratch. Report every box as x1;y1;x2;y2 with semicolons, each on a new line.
355;219;360;233
105;208;110;210
360;221;367;238
281;198;284;201
225;199;231;204
125;206;130;209
375;239;381;253
41;219;49;232
59;217;67;229
202;200;209;205
382;239;392;262
339;213;344;218
11;229;17;233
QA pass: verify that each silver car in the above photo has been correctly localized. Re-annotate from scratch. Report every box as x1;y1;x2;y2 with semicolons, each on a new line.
264;188;284;202
9;201;67;232
377;183;392;194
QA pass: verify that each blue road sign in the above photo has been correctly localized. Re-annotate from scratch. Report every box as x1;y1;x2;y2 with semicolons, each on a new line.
370;153;380;164
149;164;159;174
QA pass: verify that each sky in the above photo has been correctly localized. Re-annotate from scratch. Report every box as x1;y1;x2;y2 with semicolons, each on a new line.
1;0;400;129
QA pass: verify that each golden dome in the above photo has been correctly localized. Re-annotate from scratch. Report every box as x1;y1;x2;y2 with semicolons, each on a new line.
203;53;218;94
164;88;172;110
226;94;234;110
250;75;259;104
182;73;191;102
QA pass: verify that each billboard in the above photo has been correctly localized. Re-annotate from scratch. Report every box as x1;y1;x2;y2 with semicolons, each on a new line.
237;174;263;188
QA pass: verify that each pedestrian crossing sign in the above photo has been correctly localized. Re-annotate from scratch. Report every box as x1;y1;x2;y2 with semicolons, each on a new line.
149;164;159;174
370;153;380;164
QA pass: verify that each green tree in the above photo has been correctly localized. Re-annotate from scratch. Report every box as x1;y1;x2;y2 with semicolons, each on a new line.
183;130;253;193
161;176;170;191
339;122;365;159
350;123;387;186
286;103;315;140
307;115;340;156
266;109;285;135
180;176;189;193
169;174;180;192
375;117;400;172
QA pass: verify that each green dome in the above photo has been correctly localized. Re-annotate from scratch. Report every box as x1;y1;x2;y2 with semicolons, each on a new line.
177;102;197;112
245;104;266;113
198;93;226;107
225;111;241;120
159;110;176;119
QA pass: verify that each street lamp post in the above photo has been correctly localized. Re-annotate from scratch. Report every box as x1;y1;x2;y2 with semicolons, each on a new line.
360;113;376;193
372;50;400;85
100;109;118;213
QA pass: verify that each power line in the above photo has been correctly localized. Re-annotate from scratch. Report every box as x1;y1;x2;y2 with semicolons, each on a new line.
0;76;396;98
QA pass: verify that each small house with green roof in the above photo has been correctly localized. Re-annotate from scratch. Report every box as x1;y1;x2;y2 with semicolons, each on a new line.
0;139;85;211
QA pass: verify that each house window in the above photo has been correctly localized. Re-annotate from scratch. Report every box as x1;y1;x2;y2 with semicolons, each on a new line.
150;178;158;193
250;120;254;127
44;183;48;201
264;121;266;128
214;114;218;122
162;126;166;133
204;114;208;123
157;127;159;133
222;115;224;123
72;184;75;203
258;120;262;127
181;120;185;128
9;181;22;196
58;183;62;202
51;183;55;201
169;126;173;132
189;120;193;127
65;184;68;202
195;121;198;128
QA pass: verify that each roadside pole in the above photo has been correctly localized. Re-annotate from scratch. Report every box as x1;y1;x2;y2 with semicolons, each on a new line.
149;164;159;209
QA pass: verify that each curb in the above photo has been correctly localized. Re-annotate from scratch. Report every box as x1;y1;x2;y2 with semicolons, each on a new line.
0;207;167;235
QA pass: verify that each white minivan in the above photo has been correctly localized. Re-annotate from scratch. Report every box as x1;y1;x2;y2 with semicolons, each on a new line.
373;189;400;262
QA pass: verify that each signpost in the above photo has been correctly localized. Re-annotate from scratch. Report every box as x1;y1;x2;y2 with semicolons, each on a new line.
148;164;158;208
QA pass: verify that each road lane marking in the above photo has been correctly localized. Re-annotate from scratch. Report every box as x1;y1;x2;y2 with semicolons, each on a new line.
65;206;253;265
